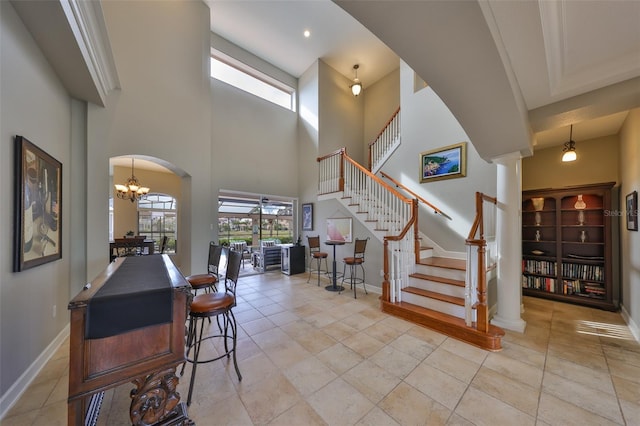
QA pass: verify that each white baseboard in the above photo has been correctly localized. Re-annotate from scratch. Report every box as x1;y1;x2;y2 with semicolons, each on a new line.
620;304;640;343
0;324;70;420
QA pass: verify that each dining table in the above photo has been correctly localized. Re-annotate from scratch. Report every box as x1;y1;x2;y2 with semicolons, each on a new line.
324;240;345;292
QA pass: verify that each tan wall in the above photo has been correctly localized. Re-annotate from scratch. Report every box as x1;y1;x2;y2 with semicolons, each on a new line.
523;135;620;191
112;166;181;239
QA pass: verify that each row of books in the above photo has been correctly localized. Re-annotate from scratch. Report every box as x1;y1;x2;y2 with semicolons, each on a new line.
522;276;557;292
523;277;606;299
522;259;557;276
561;262;604;282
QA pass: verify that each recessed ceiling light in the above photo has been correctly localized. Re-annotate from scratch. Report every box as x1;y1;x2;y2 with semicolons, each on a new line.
303;29;311;38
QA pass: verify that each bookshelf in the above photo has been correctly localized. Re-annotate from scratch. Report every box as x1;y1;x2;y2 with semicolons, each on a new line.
522;182;618;311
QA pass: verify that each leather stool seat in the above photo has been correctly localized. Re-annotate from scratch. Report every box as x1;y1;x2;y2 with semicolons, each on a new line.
185;273;217;294
190;292;233;316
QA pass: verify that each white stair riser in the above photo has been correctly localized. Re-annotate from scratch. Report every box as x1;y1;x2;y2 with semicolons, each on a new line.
415;264;465;281
419;248;433;258
402;291;465;319
408;278;465;298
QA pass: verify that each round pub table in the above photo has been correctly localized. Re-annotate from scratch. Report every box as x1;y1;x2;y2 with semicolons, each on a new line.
324;240;345;292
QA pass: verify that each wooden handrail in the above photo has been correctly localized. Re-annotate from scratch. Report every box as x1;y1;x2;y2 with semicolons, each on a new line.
380;171;452;220
343;155;412;203
316;147;345;163
466;192;496;242
368;107;400;148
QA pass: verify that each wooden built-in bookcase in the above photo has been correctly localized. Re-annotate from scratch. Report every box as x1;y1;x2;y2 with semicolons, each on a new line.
522;182;618;311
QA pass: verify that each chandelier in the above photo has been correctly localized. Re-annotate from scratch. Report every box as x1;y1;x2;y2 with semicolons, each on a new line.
114;158;150;202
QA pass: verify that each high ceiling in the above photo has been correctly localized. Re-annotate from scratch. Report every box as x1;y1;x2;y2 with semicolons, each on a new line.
206;0;640;150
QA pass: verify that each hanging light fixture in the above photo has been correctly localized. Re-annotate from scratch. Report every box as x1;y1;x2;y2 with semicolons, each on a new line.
350;64;362;97
114;158;150;202
561;125;577;162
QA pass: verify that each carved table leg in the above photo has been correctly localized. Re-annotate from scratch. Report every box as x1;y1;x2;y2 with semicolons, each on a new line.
130;367;194;426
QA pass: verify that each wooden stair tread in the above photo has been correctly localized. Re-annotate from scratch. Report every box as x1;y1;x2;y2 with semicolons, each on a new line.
419;256;466;271
410;273;465;287
403;287;464;306
381;300;504;351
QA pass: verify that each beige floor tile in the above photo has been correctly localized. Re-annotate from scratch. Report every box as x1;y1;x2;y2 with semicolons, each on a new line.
293;328;338;354
240;317;277;336
362;321;405;344
470;366;540;417
405;324;448;347
267;310;299;326
320;321;359;341
425;346;481;383
542;371;624;424
483;352;544;388
537;392;621;426
389;333;436;361
31;400;67;426
368;345;421;379
404;362;467;409
238;372;301;424
378;382;451;426
440;338;489;365
341;331;386;358
32;356;68;386
316;342;363;375
341;312;380;331
355;406;400;426
545;354;616;394
1;410;39;426
603;344;640;368
445;413;475;426
284;356;338;396
306;378;374;425
608;357;640;384
267;400;327;426
498;340;546;369
342;359;401;404
257;302;286;316
190;393;253;425
620;399;640;426
611;375;640;404
4;378;58;418
547;342;609;371
454;387;535;426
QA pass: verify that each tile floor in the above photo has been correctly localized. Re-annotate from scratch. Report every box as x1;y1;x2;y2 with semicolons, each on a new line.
2;270;639;426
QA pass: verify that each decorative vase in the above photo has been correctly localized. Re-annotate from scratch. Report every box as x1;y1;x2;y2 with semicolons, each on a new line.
532;197;545;211
535;211;542;226
580;230;587;243
575;194;586;225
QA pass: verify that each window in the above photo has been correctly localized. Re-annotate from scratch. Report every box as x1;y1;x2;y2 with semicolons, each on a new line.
138;193;177;253
210;51;295;111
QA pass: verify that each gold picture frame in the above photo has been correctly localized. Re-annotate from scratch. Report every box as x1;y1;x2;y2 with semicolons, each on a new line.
420;142;467;183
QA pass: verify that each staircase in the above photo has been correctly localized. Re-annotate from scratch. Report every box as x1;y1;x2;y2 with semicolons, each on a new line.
316;114;504;351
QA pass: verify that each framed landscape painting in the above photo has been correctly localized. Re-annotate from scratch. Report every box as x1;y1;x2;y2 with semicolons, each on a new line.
14;135;62;271
420;142;467;183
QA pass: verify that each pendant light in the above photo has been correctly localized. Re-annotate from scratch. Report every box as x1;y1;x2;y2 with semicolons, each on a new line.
562;125;577;162
350;64;362;97
114;158;150;202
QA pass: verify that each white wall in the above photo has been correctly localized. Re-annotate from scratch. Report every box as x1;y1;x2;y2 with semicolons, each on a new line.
0;1;79;403
619;108;640;339
382;61;497;253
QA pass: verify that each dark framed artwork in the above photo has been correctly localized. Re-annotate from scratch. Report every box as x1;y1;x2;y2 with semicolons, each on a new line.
14;135;62;271
626;191;638;231
302;203;313;231
420;142;467;183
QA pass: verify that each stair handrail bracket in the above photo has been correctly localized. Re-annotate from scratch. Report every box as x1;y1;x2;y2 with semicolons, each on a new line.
465;192;498;332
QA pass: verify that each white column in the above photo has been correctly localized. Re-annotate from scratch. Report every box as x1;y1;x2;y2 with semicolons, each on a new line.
491;152;527;332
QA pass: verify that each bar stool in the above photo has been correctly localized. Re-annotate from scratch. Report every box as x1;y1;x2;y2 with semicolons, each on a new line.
183;250;243;406
185;242;222;295
341;238;369;298
306;236;328;286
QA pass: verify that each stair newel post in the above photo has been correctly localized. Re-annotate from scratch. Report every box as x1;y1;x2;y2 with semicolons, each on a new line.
476;243;489;332
338;148;345;193
382;238;390;302
412;199;420;263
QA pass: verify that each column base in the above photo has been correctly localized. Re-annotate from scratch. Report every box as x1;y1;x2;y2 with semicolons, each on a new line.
491;315;526;333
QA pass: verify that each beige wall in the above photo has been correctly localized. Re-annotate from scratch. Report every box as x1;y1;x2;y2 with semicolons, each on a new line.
112;167;181;240
523;135;620;191
619;108;640;338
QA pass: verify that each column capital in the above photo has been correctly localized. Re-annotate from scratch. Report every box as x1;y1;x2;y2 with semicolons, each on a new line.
491;151;522;164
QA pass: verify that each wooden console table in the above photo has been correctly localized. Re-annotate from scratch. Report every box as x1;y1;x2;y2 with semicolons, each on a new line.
67;255;193;425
